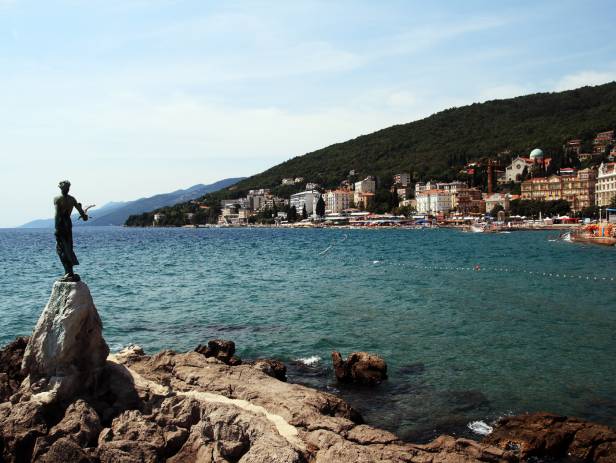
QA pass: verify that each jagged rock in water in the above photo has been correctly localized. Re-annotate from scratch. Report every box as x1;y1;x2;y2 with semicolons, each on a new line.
331;351;388;385
484;412;616;462
195;339;241;366
20;281;109;402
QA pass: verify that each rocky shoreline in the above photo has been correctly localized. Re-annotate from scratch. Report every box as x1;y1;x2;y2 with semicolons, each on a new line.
1;281;615;462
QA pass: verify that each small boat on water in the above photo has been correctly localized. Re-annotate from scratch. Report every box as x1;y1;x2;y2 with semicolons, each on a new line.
570;223;616;246
470;223;487;233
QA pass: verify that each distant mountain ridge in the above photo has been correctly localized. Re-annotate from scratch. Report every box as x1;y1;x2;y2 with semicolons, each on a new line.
20;178;244;228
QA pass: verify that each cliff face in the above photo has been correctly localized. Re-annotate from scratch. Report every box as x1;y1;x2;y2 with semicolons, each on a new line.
1;281;615;462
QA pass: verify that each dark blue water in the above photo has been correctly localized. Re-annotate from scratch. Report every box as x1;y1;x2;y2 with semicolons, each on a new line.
1;227;615;441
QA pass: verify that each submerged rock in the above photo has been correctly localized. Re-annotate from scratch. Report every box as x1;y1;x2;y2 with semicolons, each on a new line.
21;281;109;402
331;351;388;385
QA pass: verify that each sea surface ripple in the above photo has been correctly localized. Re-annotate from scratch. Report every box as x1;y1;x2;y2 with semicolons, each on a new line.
1;226;615;441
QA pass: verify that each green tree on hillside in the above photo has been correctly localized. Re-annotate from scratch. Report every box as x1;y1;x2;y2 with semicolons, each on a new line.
302;204;308;219
316;196;325;217
288;206;298;222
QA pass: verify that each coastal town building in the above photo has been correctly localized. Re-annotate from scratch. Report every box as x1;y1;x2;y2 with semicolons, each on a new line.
505;149;553;182
521;168;597;211
218;206;251;225
454;188;483;213
395;186;412;201
415;181;440;194
593;130;614;153
290;190;321;217
354;177;376;209
221;198;250;209
264;196;288;210
564;139;582;156
324;189;352;214
596;162;616;207
281;178;294;185
305;182;320;190
153;213;165;225
393;173;411;187
505;156;534;182
483;193;519;214
248;194;267;211
416;189;452;214
579;152;603;162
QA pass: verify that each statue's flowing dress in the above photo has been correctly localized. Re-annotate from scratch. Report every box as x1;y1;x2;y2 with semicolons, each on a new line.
54;197;79;268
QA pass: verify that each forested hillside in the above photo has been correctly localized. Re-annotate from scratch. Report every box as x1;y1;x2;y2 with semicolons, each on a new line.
126;82;616;226
233;82;616;191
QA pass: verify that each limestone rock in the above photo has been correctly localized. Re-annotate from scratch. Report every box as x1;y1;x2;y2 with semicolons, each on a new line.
0;400;49;461
331;351;388;385
37;437;95;463
4;328;616;463
485;412;616;462
21;281;109;401
195;339;241;366
46;399;101;448
252;358;287;382
0;337;28;402
98;409;167;460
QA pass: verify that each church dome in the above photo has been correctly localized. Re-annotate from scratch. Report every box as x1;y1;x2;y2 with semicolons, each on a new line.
529;148;544;159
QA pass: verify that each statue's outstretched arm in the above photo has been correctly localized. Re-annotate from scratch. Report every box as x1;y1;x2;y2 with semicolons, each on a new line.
75;200;88;221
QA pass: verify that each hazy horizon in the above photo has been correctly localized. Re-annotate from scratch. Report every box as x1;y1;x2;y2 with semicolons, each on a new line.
2;0;616;227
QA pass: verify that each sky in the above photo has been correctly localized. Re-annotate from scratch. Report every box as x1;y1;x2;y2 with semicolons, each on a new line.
1;0;616;227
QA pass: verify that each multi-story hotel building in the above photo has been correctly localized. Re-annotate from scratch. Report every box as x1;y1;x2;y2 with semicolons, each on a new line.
521;168;597;211
393;173;411;187
596;162;616;207
324;189;352;214
290;190;321;217
354;177;376;209
593;130;615;154
416;190;452;214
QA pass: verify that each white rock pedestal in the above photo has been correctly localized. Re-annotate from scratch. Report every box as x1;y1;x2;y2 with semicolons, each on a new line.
21;280;109;402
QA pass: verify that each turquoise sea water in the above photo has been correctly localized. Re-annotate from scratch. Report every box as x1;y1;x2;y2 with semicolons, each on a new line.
1;227;615;440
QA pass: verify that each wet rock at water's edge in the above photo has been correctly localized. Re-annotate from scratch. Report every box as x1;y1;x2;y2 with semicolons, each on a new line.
251;358;287;382
484;412;616;462
331;351;388;385
195;339;242;366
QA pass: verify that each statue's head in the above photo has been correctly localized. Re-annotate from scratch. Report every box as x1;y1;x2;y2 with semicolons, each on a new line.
58;180;71;195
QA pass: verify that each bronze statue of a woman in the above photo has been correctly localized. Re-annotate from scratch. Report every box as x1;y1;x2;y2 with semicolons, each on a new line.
54;181;89;282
